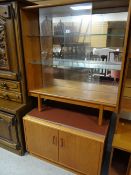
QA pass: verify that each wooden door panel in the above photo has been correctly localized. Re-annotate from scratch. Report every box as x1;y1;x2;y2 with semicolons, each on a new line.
59;131;103;175
24;119;58;162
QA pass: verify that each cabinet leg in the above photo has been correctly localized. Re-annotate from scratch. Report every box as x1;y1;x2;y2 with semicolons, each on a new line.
98;105;103;126
38;96;42;112
109;148;114;175
126;154;131;175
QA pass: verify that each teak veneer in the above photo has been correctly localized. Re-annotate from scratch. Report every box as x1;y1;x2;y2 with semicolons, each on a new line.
23;107;109;175
29;79;118;125
20;0;128;126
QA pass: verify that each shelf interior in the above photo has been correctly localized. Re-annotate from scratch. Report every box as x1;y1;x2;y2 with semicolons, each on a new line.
113;120;131;152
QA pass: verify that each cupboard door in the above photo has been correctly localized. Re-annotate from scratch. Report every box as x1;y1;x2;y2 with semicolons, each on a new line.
24;118;58;162
59;131;103;175
0;112;18;144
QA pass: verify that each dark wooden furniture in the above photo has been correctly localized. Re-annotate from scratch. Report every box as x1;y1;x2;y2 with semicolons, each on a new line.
0;1;31;155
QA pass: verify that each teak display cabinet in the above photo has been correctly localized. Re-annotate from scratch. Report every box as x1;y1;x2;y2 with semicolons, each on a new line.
20;0;129;126
21;0;131;174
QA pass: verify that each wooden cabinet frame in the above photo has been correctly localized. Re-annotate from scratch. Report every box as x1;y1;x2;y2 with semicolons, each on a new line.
23;111;109;175
20;0;130;126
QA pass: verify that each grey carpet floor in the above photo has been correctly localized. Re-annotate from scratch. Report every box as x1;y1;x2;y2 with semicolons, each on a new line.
0;148;75;175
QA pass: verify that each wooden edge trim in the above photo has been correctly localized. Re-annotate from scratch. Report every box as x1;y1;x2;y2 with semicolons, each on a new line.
22;0;94;10
23;119;29;151
98;143;104;175
112;145;131;153
24;115;105;143
104;106;116;112
116;0;131;113
22;0;129;10
29;91;116;110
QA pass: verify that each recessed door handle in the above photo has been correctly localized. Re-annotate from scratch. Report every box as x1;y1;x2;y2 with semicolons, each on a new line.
52;136;57;146
60;138;64;147
52;136;55;144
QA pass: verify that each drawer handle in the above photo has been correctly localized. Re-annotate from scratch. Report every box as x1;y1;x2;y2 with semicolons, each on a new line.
60;138;64;147
14;95;20;100
0;82;8;89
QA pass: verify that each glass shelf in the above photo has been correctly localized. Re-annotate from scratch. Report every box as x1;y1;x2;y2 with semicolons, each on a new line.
29;59;121;70
27;33;125;38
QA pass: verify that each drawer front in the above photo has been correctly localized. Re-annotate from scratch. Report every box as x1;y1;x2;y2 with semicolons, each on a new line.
0;112;18;144
123;88;131;98
0;71;17;80
0;79;21;92
0;90;22;103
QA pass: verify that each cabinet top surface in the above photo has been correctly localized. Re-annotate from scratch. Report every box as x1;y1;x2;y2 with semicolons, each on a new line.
30;79;118;107
27;107;109;138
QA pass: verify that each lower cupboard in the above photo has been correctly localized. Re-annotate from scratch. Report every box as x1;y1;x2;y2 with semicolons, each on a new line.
23;110;108;175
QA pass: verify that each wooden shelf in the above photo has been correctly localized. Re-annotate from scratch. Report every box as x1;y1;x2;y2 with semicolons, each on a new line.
113;120;131;152
29;79;118;125
29;79;118;107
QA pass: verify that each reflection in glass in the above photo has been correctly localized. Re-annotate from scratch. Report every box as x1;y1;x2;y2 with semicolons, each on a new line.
38;3;128;87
